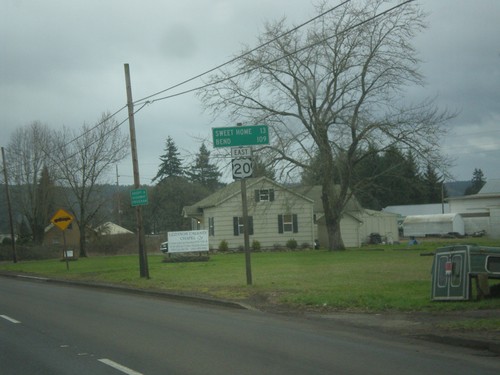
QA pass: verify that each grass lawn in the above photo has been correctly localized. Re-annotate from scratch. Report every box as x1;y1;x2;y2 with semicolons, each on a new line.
1;238;500;313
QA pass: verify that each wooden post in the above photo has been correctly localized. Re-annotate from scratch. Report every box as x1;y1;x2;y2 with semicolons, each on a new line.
124;64;149;279
241;175;252;285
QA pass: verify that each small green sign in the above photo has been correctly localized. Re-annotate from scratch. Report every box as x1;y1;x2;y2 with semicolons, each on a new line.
131;188;148;206
212;125;269;148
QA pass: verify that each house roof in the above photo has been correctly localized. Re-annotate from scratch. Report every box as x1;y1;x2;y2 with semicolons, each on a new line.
403;213;462;224
447;179;500;201
478;179;500;194
95;222;133;235
291;185;362;213
183;177;313;217
383;203;450;217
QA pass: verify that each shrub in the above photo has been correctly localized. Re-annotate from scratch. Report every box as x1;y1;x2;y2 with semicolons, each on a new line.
218;239;229;252
88;233;135;255
0;244;60;261
251;240;261;251
286;239;298;250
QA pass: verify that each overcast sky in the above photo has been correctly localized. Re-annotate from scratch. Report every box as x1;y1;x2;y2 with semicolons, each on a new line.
1;0;499;186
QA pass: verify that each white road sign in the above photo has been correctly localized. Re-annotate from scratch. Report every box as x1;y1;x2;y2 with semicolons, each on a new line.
167;230;209;253
231;147;252;159
232;158;253;179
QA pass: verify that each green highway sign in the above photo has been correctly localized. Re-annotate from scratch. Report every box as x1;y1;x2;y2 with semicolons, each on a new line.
130;188;148;206
212;125;269;148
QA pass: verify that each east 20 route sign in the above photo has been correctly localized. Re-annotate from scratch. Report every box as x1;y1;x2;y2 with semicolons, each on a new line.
212;125;269;148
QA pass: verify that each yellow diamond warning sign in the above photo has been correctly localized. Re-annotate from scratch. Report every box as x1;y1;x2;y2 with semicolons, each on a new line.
51;209;74;231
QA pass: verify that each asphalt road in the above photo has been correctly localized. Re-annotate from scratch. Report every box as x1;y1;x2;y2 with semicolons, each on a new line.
1;277;499;375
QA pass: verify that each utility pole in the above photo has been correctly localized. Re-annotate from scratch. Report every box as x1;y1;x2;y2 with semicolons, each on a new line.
124;63;149;279
1;147;17;263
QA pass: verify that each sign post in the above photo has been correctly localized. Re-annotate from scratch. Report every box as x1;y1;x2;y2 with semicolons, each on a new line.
212;125;271;285
51;209;74;270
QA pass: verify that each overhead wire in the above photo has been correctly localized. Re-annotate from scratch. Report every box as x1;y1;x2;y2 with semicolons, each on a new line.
141;0;416;105
132;0;353;107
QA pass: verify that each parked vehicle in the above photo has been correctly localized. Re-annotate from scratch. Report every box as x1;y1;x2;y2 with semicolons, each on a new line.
160;241;168;253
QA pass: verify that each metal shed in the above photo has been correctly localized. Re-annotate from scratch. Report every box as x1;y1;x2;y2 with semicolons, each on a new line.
403;213;464;237
431;245;500;301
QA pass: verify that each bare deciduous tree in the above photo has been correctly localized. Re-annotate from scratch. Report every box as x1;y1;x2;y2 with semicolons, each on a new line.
52;113;129;257
7;122;54;244
199;0;452;250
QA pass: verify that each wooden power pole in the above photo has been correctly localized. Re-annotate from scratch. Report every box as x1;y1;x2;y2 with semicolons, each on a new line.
124;64;149;279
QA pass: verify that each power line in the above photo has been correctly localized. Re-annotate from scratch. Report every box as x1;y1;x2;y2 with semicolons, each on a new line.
133;0;353;107
140;0;415;106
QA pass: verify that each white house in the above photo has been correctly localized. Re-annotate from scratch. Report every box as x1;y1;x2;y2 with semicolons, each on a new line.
183;178;398;249
447;179;500;238
183;177;315;250
293;186;398;247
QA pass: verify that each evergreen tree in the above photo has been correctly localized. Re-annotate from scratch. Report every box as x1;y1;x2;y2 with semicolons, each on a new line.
423;163;444;203
186;143;222;191
152;136;183;183
465;168;486;195
147;177;210;233
33;166;55;244
400;150;425;204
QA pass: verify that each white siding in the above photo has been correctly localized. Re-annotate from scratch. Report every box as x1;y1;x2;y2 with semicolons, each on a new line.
340;216;361;247
358;210;399;244
203;180;314;250
489;209;500;239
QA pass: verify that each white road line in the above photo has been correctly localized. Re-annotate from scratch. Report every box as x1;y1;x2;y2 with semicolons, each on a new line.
98;358;143;375
16;274;48;281
0;315;21;324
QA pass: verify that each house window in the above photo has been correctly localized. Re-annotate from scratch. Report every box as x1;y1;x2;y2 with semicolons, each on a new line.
208;217;215;236
255;189;274;202
278;214;298;233
233;216;254;236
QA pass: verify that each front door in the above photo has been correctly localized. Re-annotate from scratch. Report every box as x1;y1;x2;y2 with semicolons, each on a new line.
432;250;469;300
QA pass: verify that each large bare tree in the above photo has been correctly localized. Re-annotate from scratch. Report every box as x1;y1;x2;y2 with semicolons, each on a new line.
199;0;451;250
7;122;55;244
52;113;129;257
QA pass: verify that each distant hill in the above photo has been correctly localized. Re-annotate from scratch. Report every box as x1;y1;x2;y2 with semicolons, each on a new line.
444;181;472;197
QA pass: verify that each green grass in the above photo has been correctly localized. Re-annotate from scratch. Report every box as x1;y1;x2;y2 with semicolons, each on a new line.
2;238;500;313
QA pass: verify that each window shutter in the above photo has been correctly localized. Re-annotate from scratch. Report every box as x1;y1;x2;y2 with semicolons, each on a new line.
278;215;283;234
293;214;298;233
254;190;260;202
233;217;239;236
248;216;254;235
269;189;275;202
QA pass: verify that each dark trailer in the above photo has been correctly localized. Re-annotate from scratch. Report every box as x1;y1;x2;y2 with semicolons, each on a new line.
431;244;500;301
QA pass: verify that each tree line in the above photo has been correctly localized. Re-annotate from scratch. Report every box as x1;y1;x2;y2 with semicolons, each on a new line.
0;123;486;258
